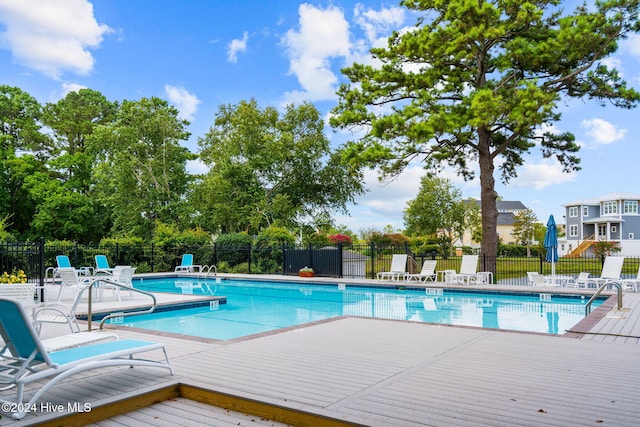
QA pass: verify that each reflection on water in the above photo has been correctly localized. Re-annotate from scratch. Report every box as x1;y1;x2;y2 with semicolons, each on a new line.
128;279;600;339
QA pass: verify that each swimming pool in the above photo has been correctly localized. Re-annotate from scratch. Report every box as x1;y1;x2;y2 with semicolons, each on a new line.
120;277;603;340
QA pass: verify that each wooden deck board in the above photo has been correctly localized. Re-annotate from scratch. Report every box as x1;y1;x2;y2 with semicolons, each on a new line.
3;281;640;426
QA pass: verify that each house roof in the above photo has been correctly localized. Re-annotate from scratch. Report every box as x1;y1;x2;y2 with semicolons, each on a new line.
496;200;527;210
497;213;517;226
473;200;528;211
471;200;527;226
583;216;626;224
563;192;640;207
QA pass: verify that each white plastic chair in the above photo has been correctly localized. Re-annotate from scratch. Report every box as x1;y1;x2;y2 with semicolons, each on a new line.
377;254;408;281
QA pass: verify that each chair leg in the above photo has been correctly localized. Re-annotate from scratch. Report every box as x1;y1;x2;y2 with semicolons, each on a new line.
56;285;66;303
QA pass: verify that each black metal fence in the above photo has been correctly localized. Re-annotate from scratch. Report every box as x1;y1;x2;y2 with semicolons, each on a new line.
1;240;638;287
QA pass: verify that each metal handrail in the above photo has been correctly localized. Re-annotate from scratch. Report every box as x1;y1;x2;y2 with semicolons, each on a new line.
198;265;217;278
585;280;622;315
83;278;157;331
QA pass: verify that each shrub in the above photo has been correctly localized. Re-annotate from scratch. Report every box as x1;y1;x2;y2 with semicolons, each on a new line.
215;233;253;266
254;227;295;273
329;234;352;246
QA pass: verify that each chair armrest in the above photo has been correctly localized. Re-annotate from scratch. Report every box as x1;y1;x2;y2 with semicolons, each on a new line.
32;304;72;320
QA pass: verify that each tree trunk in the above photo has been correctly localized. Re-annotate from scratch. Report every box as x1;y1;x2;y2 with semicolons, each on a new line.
478;128;498;275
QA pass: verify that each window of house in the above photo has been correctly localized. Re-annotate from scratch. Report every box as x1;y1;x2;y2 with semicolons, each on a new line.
569;224;578;237
582;206;589;217
568;207;578;217
624;200;638;214
603;201;617;215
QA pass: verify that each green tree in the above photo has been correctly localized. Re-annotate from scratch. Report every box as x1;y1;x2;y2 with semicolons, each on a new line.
331;0;640;268
0;86;50;237
23;89;119;242
0;85;49;155
91;97;194;239
511;208;538;256
43;88;116;193
404;176;477;255
195;99;364;234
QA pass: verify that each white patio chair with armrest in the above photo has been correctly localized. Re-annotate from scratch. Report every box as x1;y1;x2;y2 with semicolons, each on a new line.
622;265;640;292
99;266;136;300
377;254;408;281
448;255;479;284
565;272;590;288
32;287;119;351
56;267;92;303
0;297;172;420
405;260;437;282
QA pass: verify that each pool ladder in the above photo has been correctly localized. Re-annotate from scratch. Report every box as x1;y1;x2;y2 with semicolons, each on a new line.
585;280;623;315
198;265;217;279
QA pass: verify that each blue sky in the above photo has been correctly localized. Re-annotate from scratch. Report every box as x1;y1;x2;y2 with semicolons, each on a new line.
1;0;639;234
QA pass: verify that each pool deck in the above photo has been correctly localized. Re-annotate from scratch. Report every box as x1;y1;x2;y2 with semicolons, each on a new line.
3;274;640;426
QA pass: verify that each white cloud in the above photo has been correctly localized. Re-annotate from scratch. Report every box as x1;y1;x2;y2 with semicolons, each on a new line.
353;4;405;47
164;85;200;122
61;82;87;95
622;33;640;58
509;160;577;190
186;159;209;175
0;0;111;79
581;118;626;144
227;31;249;63
281;4;351;103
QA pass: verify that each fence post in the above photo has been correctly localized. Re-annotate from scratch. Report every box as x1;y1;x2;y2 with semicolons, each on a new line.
281;242;286;274
73;242;79;267
151;243;155;272
370;241;376;279
247;244;252;274
39;237;45;302
338;242;343;278
539;254;543;274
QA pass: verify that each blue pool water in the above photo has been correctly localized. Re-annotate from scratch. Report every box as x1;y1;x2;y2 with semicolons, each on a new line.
120;277;603;340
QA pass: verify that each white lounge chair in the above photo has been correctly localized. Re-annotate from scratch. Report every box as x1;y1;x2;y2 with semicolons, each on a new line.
526;272;547;286
447;255;479;284
0;297;172;420
175;254;201;273
377;254;408;281
589;256;625;289
406;260;437;282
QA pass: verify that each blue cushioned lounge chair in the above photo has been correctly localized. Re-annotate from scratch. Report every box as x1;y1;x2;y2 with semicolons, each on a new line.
94;255;115;275
55;255;91;277
0;297;172;420
175;253;200;272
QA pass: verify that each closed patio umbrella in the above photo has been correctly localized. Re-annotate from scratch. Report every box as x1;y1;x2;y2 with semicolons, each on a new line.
544;215;558;278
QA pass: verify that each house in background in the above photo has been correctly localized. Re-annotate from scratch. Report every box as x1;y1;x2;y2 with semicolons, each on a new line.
458;200;529;249
561;192;640;257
